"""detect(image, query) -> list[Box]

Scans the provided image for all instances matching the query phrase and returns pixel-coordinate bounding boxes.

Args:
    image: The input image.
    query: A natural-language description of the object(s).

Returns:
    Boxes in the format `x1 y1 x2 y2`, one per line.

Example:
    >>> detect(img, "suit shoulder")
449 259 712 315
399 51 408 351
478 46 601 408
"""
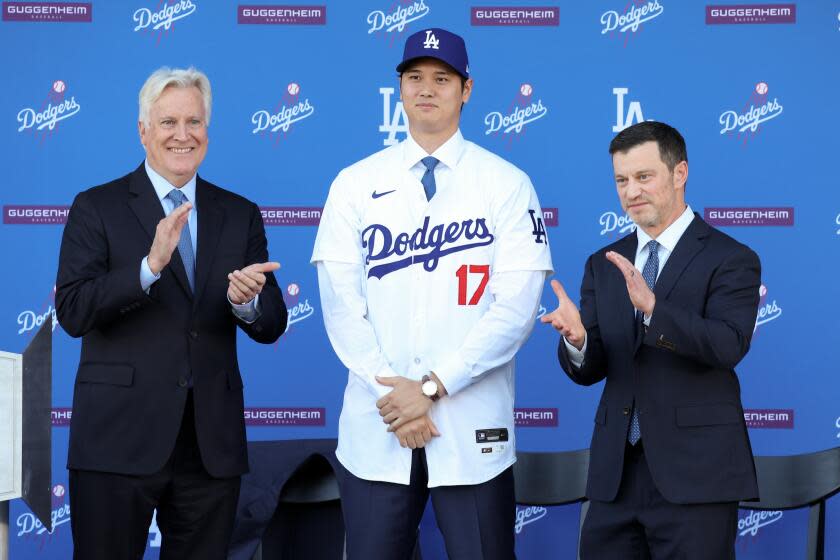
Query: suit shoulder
704 222 759 260
199 179 258 210
464 141 530 183
77 171 133 200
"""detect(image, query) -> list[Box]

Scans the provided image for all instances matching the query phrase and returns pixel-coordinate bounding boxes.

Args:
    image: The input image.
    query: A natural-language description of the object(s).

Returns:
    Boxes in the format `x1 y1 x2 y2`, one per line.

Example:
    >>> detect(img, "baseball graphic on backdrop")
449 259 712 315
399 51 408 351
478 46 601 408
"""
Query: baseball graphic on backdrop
755 82 768 95
53 80 66 93
287 82 300 96
520 83 532 97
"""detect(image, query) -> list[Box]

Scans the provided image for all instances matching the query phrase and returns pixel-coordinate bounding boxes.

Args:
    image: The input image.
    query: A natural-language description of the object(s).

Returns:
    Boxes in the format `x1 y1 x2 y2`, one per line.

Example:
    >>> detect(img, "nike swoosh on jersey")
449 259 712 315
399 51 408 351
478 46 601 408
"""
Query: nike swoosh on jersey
371 189 396 199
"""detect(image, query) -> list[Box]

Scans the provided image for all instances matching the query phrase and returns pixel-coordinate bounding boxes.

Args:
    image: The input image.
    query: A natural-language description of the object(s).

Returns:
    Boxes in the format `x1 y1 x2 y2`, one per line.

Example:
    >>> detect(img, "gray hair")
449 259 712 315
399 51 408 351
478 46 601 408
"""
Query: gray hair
138 66 212 127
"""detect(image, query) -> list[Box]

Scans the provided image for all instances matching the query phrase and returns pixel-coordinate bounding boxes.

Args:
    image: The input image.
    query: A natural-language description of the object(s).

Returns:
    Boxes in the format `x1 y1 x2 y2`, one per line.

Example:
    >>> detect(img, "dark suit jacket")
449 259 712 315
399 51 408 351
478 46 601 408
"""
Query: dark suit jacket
558 214 760 504
56 164 287 478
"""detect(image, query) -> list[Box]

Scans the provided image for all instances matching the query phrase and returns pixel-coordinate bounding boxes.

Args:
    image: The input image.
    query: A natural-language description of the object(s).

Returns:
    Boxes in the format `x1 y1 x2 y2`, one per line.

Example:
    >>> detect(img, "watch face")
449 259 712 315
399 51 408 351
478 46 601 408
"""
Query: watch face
422 380 437 396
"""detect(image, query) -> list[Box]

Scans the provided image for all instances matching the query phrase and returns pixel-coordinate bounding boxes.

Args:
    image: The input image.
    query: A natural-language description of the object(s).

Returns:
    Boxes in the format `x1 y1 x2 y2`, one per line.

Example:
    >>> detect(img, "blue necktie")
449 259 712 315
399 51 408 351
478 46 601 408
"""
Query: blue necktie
166 189 195 291
421 156 439 201
628 239 659 445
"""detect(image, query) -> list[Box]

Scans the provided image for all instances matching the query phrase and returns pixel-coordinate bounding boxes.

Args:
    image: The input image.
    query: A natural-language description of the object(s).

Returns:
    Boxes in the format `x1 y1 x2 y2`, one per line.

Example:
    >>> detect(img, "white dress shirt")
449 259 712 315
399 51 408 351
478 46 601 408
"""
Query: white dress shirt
312 130 553 487
140 161 259 321
565 205 695 366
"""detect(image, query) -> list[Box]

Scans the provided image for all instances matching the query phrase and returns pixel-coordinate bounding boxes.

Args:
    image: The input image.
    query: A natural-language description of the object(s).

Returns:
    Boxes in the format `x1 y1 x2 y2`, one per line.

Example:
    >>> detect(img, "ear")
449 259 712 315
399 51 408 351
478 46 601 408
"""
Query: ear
138 120 147 147
461 78 474 104
673 160 688 190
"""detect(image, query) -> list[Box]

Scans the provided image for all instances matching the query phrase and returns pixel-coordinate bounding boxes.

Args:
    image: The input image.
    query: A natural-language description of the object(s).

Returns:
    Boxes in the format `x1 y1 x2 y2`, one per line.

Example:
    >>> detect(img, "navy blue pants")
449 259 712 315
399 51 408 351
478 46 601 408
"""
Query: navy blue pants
339 448 516 560
580 442 738 560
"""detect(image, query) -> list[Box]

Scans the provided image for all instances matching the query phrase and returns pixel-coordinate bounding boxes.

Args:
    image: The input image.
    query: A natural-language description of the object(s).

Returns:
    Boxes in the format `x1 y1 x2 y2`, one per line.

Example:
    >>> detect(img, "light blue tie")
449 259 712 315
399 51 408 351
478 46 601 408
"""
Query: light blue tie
166 189 195 291
421 156 439 201
629 239 659 445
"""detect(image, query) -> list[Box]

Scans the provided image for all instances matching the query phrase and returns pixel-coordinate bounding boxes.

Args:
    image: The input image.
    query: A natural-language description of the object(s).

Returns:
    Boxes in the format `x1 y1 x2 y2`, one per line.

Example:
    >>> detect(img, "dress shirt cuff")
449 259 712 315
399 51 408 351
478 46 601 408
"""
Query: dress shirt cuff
140 256 161 293
230 293 261 324
563 335 587 369
432 357 472 398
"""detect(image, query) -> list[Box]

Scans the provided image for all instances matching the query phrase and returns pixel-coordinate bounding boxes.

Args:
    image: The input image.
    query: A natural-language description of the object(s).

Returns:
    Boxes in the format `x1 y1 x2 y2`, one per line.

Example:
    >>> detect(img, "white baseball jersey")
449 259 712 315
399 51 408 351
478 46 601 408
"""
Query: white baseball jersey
311 130 553 487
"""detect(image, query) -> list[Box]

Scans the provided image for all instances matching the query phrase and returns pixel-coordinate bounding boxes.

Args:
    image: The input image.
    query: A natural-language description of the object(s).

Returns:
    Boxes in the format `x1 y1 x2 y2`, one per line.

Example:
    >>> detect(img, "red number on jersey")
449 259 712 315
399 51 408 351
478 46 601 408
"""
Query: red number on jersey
456 264 490 306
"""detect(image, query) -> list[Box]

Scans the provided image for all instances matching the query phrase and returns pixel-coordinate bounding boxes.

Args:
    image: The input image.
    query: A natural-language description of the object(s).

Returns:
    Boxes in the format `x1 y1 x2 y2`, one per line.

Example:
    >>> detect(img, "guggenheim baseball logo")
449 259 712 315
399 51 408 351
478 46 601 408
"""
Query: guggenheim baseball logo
367 0 429 35
744 409 793 429
4 205 69 224
514 408 558 427
244 407 325 426
471 6 558 26
2 1 91 21
720 82 783 140
704 207 793 227
260 206 321 226
485 83 548 139
252 82 315 139
706 4 795 25
237 5 326 25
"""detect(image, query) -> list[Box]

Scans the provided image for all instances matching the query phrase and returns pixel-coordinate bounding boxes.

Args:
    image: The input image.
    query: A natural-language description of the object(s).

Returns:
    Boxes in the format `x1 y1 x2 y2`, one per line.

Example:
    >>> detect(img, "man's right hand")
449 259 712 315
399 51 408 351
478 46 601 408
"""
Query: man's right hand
540 279 586 350
147 202 192 275
393 414 441 449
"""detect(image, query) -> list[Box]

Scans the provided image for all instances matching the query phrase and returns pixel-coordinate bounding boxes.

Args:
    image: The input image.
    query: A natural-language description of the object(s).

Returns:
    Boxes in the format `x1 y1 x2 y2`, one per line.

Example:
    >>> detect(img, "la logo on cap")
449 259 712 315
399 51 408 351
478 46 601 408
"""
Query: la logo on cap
423 29 440 49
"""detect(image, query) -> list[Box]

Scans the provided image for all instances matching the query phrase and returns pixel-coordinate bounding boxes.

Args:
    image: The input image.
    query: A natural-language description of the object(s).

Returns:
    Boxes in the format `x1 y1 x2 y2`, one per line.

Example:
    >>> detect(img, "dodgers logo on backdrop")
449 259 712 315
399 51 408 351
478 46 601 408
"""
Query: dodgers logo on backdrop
252 82 315 141
133 0 196 32
148 510 161 548
836 415 839 438
17 305 57 335
379 87 409 146
485 83 548 142
737 510 783 538
362 216 494 279
612 87 647 132
514 506 548 534
705 4 795 25
835 212 839 235
17 80 80 139
470 6 559 26
601 0 664 37
2 1 92 22
367 0 429 35
754 284 782 333
285 282 316 330
16 490 71 540
600 209 636 236
719 82 783 142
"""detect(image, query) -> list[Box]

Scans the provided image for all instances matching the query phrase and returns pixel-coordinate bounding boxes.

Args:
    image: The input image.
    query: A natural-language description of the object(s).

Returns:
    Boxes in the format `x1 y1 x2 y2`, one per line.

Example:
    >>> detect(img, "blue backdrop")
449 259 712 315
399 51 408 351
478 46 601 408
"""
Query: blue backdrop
2 0 838 558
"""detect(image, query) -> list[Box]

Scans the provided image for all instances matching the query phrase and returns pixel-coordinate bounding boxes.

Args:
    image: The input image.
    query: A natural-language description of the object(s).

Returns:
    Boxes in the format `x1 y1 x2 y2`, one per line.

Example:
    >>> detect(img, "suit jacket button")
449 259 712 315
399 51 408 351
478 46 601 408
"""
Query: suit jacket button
178 377 188 387
623 407 630 415
189 330 198 339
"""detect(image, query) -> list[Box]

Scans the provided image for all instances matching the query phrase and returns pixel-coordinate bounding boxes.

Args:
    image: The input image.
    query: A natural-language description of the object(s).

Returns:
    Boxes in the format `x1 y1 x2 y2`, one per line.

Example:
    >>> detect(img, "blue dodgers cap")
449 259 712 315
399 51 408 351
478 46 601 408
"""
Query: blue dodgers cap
396 28 469 79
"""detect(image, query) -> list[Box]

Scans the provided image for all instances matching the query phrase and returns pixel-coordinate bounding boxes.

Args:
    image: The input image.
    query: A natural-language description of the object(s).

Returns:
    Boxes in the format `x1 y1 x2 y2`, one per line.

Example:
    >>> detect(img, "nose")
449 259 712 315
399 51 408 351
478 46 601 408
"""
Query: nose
625 179 642 199
173 121 188 141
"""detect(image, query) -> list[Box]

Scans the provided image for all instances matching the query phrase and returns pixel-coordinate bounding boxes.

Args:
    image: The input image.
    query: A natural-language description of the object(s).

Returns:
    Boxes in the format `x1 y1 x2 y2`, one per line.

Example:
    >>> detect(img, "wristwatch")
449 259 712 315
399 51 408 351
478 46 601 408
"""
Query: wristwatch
421 374 440 402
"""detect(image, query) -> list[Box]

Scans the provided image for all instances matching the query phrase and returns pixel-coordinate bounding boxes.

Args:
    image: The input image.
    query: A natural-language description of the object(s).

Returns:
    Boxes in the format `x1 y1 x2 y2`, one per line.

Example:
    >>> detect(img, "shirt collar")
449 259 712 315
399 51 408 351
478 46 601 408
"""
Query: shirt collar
144 160 197 206
636 204 694 257
402 129 466 171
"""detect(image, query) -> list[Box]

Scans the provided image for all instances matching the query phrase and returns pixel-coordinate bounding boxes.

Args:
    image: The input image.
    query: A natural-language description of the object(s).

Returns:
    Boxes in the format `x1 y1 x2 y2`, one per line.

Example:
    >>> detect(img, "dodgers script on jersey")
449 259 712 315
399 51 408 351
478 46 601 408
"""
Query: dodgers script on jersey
311 131 553 487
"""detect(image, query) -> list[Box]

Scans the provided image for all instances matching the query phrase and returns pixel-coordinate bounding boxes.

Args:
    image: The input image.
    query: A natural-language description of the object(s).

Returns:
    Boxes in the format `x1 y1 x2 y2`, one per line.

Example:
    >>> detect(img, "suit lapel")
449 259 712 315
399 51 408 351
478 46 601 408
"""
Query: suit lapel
653 214 708 302
127 164 193 298
193 177 224 307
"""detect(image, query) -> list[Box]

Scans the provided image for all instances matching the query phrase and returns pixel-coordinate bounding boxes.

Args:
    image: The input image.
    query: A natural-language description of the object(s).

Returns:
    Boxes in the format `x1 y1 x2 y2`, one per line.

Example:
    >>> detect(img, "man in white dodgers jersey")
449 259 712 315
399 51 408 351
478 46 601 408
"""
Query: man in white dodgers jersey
311 27 553 559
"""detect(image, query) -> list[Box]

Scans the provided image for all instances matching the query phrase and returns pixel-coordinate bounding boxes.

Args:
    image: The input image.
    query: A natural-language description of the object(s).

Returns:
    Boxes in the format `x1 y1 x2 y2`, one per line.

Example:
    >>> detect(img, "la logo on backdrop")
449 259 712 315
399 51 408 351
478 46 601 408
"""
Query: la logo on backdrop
718 82 784 146
251 82 316 145
484 83 548 149
132 0 197 43
16 80 81 143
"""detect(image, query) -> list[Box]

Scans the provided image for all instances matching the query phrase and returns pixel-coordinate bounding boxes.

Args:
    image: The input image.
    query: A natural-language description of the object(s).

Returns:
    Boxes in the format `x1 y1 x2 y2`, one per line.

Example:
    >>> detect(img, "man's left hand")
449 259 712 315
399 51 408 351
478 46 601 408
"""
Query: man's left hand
376 376 432 431
605 251 655 317
227 261 280 304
